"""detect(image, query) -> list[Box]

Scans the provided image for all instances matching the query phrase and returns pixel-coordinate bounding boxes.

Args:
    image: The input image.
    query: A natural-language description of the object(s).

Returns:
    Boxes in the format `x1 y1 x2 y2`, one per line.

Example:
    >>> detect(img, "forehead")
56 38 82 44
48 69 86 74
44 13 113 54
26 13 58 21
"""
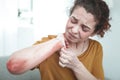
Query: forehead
71 7 97 28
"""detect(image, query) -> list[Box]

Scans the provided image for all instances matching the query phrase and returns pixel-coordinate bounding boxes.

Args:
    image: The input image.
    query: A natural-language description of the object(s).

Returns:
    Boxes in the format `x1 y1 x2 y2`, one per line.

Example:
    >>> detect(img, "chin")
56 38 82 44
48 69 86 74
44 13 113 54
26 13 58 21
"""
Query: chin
67 38 79 43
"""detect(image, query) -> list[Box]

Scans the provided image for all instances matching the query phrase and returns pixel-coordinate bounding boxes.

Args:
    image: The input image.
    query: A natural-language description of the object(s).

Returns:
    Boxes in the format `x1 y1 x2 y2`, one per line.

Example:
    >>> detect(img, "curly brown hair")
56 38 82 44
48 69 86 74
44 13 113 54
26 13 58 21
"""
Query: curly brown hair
69 0 111 37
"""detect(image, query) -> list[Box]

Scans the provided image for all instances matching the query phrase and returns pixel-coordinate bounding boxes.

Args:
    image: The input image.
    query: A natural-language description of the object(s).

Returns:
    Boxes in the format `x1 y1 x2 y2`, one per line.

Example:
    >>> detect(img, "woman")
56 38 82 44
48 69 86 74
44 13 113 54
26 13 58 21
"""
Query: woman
7 0 111 80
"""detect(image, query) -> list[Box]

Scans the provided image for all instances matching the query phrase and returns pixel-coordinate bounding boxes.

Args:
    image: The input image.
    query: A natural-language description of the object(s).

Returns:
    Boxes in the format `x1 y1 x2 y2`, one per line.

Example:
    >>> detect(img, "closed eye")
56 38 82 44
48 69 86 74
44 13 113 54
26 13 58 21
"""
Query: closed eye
81 24 91 32
70 16 78 24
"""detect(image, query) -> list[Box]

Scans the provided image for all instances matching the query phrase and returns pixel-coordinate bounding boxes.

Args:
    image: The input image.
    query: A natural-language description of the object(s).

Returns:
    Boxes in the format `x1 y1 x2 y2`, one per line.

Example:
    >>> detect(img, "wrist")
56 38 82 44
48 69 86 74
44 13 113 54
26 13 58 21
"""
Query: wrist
56 33 66 47
72 62 83 72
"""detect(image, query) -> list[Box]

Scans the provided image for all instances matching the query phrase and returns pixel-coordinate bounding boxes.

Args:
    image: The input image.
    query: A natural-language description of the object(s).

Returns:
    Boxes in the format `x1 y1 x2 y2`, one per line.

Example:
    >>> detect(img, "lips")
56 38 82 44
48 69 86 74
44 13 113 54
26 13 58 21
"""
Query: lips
68 32 78 39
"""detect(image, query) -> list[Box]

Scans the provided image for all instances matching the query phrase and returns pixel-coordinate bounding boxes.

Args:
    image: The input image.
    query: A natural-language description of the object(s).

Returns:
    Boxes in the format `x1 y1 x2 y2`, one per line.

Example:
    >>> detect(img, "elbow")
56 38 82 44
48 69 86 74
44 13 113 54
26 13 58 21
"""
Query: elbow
6 59 27 75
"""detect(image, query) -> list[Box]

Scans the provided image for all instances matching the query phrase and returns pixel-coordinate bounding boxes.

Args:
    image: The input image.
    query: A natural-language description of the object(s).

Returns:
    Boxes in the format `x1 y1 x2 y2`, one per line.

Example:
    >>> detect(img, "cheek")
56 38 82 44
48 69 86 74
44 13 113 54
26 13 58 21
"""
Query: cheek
65 24 71 32
80 32 91 39
65 24 74 32
66 20 73 28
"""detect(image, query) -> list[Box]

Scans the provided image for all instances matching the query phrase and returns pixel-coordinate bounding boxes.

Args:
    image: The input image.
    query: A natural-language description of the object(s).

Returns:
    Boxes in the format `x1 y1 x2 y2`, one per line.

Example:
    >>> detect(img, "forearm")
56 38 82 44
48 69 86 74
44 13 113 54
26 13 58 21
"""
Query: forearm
73 62 98 80
7 38 64 74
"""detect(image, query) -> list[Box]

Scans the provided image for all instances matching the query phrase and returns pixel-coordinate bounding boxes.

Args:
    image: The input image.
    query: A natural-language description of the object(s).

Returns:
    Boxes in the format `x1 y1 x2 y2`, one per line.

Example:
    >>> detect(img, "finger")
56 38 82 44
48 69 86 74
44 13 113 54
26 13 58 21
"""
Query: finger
59 48 67 56
59 56 69 64
60 53 70 61
65 40 69 48
60 48 70 55
59 61 66 68
60 48 73 62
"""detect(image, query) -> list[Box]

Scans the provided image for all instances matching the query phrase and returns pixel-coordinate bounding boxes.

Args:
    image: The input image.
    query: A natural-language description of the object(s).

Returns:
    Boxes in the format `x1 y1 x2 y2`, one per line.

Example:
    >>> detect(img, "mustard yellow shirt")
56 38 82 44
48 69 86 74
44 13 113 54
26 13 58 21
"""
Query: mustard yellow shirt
34 35 104 80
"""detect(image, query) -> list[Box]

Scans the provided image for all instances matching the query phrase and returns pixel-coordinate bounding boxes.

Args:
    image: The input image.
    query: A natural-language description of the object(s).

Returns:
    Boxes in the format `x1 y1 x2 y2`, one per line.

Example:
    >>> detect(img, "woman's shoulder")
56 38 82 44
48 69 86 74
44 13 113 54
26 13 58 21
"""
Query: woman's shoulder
87 38 103 55
89 38 102 48
33 35 57 45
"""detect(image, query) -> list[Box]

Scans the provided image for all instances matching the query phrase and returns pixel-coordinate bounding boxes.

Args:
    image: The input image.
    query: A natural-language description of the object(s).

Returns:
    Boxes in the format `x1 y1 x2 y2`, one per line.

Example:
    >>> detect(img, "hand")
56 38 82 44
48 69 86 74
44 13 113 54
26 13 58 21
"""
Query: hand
56 33 66 47
56 33 70 48
59 47 81 70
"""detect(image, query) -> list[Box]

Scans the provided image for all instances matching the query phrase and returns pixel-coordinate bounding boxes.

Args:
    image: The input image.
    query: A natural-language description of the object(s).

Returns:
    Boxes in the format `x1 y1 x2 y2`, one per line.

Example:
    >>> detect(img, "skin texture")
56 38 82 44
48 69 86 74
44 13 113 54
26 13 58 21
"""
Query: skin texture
65 7 96 44
7 58 27 74
7 38 64 74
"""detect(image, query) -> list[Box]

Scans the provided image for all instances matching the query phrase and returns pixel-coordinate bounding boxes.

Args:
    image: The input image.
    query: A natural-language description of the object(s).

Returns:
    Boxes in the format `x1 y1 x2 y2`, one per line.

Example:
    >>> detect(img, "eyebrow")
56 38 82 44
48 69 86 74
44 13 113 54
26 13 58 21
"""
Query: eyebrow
83 24 91 30
71 16 78 21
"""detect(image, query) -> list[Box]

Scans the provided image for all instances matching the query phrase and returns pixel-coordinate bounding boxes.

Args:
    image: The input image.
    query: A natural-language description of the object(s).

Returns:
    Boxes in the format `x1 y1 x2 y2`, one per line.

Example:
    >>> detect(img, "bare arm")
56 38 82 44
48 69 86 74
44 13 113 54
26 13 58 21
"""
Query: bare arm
7 37 64 75
72 62 99 80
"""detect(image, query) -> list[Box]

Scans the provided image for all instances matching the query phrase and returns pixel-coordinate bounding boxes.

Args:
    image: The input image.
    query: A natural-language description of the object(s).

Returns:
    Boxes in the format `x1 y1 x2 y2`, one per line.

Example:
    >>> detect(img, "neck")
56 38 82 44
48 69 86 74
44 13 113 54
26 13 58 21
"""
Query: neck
76 41 86 52
68 39 89 56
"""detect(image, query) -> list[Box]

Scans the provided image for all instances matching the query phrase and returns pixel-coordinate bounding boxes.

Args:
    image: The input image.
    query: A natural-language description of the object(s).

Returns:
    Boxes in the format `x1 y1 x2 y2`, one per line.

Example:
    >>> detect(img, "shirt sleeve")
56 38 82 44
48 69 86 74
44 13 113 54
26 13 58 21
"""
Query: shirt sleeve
92 43 104 80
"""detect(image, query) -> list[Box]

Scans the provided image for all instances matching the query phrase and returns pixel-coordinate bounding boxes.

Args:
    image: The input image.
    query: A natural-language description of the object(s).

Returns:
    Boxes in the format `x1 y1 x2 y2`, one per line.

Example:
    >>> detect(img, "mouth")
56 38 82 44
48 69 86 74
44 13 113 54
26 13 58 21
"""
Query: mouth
68 32 78 39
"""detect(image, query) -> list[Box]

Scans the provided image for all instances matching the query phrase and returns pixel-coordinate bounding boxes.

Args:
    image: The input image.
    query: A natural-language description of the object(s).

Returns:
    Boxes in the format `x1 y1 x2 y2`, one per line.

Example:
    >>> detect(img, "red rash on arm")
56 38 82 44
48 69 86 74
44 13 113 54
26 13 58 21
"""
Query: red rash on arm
32 39 64 65
6 38 64 74
7 58 27 74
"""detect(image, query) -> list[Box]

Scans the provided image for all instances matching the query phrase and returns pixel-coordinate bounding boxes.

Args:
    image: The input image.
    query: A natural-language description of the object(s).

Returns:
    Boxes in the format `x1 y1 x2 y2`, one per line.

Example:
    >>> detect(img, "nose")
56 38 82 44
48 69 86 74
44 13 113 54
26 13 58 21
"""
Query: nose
72 25 79 33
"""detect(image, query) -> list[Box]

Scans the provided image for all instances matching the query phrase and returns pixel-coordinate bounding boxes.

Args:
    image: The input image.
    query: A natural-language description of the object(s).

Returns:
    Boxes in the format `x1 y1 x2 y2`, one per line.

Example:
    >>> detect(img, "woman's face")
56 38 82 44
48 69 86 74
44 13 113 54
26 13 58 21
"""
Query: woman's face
65 6 96 43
